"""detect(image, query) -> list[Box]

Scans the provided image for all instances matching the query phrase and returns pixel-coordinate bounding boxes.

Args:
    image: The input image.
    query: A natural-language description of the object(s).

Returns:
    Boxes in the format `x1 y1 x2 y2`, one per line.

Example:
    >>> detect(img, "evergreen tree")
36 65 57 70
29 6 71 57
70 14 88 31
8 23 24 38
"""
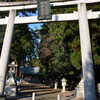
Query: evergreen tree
39 5 100 88
0 0 37 67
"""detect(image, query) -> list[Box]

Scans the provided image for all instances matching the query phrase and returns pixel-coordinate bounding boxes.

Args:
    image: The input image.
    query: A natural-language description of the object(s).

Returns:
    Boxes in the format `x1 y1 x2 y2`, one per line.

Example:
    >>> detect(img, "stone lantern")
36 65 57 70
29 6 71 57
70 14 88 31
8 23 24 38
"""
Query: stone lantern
61 78 67 92
5 61 18 96
8 61 18 81
54 80 58 89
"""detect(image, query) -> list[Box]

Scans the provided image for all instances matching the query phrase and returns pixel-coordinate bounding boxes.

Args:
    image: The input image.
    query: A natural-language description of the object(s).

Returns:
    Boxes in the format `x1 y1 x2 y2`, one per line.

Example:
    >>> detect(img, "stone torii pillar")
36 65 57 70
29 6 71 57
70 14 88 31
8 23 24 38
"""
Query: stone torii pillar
0 10 16 96
78 2 96 100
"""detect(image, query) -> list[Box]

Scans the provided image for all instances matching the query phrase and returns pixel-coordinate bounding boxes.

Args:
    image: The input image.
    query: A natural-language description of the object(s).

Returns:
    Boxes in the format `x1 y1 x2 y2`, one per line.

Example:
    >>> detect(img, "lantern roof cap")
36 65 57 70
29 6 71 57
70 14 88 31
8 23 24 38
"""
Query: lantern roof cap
8 61 18 67
61 78 67 81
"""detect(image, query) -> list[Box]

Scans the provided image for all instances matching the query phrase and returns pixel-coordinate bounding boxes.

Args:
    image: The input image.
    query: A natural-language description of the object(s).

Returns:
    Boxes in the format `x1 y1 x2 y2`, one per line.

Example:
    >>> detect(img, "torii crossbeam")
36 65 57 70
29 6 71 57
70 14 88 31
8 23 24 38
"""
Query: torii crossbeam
0 0 100 100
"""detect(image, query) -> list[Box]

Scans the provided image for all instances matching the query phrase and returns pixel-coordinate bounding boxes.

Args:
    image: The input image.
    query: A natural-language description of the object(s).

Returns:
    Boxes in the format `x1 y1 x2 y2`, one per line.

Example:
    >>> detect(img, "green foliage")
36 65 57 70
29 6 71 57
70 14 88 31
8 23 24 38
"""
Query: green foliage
10 24 35 65
88 5 100 68
39 5 100 88
31 58 42 67
0 26 6 52
69 36 81 70
70 51 81 70
39 17 81 87
0 0 37 67
90 21 100 66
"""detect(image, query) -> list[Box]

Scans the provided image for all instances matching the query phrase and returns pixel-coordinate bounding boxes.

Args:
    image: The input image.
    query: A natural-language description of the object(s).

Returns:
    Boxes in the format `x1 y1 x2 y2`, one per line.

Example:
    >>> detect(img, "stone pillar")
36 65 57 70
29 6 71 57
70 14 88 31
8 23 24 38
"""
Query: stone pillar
78 2 96 100
61 78 67 92
32 92 35 100
0 10 16 96
54 81 58 89
5 68 16 96
75 79 84 98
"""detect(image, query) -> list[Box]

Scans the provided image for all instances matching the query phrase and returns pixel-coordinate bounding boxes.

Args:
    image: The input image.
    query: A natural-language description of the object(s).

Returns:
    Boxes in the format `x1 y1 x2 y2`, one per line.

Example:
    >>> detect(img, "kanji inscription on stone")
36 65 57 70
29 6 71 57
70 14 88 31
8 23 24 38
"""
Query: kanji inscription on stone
37 0 52 20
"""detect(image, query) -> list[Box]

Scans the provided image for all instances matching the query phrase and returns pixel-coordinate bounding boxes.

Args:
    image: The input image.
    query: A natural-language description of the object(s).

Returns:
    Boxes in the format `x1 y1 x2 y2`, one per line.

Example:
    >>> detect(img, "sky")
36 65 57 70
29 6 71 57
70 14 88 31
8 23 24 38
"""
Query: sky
26 13 42 60
18 10 43 31
28 23 43 30
28 11 43 30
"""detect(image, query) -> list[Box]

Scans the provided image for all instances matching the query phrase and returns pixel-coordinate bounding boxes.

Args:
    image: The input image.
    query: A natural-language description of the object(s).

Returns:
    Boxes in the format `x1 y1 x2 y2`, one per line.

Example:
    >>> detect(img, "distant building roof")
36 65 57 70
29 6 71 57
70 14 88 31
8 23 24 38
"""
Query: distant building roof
23 67 41 75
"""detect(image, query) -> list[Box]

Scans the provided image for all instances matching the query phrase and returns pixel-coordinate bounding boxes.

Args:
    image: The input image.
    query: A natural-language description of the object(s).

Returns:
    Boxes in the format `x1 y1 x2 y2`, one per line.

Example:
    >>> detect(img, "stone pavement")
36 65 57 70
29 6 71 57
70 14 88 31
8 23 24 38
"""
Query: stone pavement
5 82 94 100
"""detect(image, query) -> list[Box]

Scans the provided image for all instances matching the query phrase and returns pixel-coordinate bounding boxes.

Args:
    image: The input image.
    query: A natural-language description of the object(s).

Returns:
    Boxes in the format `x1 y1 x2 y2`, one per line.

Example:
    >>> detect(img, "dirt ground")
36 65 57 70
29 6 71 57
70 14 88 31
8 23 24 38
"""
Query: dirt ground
5 82 99 100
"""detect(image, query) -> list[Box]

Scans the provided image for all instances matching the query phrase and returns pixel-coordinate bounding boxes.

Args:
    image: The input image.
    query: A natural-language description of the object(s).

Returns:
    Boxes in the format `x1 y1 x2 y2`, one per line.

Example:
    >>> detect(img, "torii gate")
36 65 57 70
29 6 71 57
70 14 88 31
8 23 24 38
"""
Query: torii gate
0 0 100 99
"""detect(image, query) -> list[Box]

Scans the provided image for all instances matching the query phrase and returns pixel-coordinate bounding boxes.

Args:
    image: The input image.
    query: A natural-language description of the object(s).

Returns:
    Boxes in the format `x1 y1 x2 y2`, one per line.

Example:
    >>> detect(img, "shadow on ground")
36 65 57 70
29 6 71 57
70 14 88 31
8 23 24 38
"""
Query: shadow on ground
6 83 77 100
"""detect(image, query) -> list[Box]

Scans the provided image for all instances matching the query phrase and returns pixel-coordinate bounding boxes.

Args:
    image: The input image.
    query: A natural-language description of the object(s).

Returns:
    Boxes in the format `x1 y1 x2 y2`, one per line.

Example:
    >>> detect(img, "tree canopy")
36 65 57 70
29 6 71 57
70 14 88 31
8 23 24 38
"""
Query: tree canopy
0 0 38 67
38 4 100 88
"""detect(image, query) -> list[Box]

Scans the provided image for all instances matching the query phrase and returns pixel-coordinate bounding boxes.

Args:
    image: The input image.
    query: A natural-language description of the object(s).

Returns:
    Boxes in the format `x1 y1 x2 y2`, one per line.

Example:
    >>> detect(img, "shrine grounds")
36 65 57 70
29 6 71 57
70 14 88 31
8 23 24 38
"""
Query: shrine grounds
5 82 83 100
0 82 99 100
